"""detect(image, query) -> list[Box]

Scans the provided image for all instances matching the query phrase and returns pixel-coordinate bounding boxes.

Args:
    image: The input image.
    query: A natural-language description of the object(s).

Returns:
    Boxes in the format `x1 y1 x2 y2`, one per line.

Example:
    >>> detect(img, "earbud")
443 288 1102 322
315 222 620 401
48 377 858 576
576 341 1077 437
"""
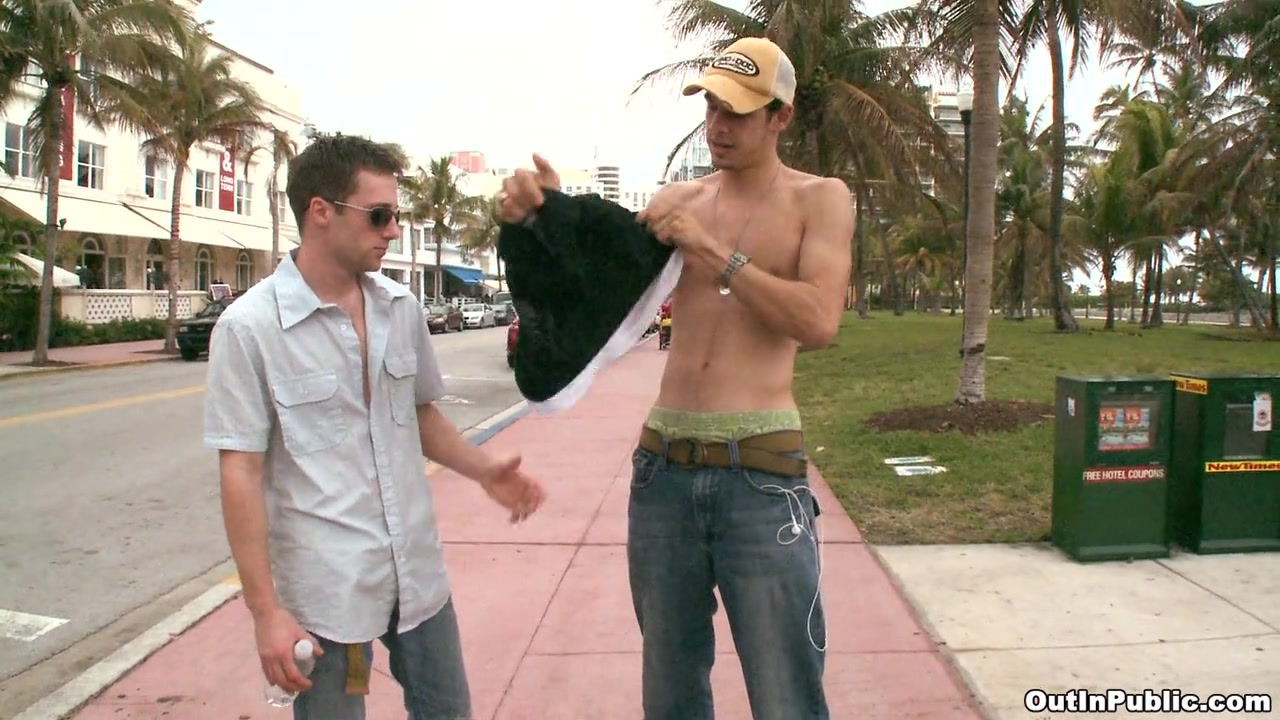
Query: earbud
790 523 802 536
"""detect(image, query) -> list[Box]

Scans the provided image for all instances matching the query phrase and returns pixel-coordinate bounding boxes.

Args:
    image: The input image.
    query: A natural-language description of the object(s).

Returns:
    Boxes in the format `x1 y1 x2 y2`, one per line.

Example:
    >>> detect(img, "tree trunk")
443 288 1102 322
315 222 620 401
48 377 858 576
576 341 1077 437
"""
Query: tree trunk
32 87 70 366
1182 230 1201 324
1046 19 1078 332
33 173 61 366
1269 252 1278 332
269 165 280 270
166 161 187 354
853 190 869 318
1150 253 1165 326
956 0 999 405
1103 253 1116 330
411 228 420 300
434 227 444 300
1146 254 1157 322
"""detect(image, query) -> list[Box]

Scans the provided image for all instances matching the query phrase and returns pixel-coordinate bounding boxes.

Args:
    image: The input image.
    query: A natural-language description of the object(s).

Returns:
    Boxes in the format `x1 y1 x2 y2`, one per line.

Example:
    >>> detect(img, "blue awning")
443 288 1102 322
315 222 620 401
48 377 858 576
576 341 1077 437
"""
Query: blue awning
443 265 484 284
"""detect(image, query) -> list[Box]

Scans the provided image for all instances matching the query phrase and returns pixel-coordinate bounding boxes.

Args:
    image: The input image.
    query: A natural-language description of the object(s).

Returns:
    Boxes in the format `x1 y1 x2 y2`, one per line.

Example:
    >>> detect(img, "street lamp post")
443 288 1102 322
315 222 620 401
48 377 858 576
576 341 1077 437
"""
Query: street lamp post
957 87 974 359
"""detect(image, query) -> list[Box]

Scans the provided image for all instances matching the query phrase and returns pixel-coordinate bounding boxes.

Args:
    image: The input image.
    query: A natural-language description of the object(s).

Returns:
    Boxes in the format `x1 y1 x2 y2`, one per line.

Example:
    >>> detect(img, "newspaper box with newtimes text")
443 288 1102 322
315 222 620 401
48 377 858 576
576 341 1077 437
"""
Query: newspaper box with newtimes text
1167 371 1280 554
1051 375 1174 562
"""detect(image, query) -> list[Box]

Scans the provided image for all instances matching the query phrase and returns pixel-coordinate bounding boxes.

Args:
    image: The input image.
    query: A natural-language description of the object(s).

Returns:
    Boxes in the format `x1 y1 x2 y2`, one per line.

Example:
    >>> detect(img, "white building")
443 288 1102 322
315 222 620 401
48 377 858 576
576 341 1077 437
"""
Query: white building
490 163 656 213
375 159 502 301
0 0 307 324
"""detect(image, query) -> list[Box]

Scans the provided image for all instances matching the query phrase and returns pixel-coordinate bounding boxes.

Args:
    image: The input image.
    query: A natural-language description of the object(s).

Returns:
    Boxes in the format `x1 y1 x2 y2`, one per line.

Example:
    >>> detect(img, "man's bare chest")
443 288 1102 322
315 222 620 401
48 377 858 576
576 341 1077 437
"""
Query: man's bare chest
692 195 805 278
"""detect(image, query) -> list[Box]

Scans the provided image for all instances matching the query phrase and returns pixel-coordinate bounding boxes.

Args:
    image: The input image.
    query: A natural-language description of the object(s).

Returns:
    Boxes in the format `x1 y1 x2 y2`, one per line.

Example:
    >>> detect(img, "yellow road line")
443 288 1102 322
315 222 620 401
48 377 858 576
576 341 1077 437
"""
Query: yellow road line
0 385 205 429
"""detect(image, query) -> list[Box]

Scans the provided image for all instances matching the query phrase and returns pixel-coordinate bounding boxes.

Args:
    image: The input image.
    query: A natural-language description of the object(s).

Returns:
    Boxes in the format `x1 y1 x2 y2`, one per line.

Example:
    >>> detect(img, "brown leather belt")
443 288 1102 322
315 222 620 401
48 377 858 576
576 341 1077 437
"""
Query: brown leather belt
638 426 808 478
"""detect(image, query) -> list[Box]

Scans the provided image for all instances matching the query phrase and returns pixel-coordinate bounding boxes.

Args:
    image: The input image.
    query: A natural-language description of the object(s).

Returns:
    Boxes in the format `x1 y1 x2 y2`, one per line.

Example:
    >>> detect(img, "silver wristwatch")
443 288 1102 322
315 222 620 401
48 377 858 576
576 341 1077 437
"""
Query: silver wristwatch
717 251 751 291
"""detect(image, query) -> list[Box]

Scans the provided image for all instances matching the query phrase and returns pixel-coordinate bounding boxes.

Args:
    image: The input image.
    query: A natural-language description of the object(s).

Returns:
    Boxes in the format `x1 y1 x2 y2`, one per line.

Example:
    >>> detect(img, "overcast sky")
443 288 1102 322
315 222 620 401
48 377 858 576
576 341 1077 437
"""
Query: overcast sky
197 0 1135 187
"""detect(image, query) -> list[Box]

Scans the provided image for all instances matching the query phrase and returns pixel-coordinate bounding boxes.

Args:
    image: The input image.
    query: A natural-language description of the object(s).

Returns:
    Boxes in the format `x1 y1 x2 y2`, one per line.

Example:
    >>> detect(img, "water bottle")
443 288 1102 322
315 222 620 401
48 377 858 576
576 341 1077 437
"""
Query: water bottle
264 639 316 707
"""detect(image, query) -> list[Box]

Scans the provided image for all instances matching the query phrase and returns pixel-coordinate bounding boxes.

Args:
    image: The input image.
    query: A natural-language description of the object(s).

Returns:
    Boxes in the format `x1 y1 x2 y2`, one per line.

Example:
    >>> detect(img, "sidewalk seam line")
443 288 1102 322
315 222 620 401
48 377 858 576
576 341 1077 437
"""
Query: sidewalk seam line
1155 557 1280 634
863 543 993 720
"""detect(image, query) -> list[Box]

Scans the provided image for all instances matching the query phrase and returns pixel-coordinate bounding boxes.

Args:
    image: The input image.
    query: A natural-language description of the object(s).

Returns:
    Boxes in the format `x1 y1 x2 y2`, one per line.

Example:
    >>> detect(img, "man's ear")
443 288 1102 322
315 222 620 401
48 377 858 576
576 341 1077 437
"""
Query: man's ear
772 104 795 132
308 197 332 228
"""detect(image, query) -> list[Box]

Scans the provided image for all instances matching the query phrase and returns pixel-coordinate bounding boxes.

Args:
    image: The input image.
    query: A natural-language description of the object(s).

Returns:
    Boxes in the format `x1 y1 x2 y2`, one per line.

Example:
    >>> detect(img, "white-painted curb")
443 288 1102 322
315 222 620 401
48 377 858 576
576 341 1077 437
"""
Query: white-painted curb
14 580 242 720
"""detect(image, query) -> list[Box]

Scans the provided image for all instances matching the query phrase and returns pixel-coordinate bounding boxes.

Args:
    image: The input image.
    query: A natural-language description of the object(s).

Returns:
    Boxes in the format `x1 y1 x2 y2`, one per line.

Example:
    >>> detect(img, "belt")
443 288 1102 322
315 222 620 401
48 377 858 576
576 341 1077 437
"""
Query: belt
638 426 808 478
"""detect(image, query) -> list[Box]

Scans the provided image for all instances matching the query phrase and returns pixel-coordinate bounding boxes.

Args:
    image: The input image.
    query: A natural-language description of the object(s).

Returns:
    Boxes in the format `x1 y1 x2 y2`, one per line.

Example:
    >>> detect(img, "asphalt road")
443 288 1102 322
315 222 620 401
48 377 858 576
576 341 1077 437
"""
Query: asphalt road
0 325 520 718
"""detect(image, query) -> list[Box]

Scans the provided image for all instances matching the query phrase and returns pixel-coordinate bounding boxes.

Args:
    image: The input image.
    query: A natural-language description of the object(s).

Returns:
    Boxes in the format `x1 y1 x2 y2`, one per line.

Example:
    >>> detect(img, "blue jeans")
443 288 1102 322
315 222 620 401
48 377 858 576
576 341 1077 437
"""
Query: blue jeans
292 598 471 720
627 443 828 720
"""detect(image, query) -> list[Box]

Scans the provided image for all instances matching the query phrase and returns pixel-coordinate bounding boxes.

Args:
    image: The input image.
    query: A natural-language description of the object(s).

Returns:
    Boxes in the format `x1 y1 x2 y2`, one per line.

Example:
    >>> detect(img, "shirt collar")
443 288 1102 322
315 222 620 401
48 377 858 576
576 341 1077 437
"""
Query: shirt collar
275 249 412 330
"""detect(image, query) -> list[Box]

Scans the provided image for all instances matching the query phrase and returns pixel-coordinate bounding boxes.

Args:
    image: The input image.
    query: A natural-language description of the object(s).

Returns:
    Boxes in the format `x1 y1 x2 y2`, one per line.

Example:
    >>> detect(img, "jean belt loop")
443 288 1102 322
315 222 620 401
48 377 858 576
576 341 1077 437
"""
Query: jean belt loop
658 436 670 469
727 438 742 471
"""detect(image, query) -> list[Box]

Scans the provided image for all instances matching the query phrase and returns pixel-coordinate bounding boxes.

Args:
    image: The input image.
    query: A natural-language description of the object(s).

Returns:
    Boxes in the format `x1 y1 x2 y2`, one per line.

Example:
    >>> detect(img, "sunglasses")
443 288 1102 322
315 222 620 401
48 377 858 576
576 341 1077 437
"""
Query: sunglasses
329 200 402 228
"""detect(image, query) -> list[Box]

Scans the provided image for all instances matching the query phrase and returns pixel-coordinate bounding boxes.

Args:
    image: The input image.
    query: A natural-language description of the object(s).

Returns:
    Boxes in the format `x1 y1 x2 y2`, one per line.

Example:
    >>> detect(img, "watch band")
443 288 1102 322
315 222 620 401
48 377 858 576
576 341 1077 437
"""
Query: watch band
718 251 751 289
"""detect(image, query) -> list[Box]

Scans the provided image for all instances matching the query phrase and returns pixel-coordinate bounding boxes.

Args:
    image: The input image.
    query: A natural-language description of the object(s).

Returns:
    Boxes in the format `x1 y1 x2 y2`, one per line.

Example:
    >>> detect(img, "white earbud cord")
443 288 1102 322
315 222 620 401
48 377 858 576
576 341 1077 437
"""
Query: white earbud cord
759 483 827 653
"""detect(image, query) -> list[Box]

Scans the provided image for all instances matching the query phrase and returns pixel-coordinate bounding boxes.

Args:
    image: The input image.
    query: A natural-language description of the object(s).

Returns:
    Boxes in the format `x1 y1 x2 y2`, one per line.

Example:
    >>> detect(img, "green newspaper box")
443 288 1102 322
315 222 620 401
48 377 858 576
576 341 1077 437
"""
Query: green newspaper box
1051 376 1174 562
1168 371 1280 554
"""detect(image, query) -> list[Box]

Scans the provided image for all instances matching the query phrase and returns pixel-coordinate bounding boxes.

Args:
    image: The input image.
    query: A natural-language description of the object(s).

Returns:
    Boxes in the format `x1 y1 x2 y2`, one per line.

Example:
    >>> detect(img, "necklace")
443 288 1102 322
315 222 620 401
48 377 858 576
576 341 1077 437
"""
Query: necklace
712 163 783 295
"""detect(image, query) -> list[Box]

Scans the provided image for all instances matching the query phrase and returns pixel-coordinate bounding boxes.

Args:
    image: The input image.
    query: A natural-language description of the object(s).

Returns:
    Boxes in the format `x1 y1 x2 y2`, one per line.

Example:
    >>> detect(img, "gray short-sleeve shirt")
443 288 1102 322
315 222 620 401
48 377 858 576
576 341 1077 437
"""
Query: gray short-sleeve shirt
203 251 450 643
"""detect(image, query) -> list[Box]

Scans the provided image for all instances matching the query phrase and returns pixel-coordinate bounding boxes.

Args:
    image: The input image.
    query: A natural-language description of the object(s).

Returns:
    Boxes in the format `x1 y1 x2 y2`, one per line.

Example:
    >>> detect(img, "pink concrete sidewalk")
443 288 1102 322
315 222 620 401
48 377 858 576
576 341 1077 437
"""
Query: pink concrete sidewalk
69 342 981 719
0 339 170 369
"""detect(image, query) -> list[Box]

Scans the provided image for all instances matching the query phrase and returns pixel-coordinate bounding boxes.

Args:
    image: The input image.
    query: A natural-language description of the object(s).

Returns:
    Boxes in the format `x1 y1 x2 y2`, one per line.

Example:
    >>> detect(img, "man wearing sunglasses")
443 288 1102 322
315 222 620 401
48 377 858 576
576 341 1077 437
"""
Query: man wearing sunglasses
205 133 546 720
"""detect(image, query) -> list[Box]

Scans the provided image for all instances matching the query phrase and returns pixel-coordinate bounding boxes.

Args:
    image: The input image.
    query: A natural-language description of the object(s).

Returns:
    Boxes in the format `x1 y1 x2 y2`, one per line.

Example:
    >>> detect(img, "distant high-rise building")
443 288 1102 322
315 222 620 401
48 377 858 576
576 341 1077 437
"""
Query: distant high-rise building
668 129 713 183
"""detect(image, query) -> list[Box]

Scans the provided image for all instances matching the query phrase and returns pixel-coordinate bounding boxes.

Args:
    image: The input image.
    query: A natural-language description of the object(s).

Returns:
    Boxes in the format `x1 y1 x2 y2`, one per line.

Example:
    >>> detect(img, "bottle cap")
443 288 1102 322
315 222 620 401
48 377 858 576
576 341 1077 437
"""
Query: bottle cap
294 639 314 660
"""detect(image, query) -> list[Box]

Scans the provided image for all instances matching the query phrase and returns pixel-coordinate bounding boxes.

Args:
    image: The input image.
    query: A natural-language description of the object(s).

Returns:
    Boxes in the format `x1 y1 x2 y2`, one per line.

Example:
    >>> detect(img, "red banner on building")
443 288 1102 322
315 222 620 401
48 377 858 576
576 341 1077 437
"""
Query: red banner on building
218 139 236 211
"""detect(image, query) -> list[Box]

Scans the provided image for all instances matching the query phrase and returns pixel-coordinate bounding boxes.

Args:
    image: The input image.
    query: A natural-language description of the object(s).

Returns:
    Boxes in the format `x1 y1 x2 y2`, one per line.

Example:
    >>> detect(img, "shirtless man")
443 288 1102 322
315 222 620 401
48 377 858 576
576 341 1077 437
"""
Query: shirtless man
499 37 852 720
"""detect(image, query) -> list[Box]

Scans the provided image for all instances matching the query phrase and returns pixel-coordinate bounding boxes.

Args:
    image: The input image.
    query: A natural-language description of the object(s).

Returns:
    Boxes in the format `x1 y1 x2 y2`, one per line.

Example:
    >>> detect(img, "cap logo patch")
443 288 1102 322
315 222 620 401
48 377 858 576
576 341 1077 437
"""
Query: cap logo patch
711 51 759 76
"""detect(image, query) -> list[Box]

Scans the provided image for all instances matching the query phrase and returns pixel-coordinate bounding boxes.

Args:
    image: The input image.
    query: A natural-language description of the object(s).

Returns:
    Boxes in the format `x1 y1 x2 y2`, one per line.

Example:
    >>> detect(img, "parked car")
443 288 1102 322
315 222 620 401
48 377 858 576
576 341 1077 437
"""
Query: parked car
493 302 515 326
506 314 519 368
461 303 495 329
177 296 236 361
425 303 463 333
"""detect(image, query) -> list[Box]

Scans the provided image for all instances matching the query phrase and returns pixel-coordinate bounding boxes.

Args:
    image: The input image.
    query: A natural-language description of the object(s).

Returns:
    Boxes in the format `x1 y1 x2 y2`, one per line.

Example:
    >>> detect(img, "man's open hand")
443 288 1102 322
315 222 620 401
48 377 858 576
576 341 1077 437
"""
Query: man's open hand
497 154 560 224
478 453 546 523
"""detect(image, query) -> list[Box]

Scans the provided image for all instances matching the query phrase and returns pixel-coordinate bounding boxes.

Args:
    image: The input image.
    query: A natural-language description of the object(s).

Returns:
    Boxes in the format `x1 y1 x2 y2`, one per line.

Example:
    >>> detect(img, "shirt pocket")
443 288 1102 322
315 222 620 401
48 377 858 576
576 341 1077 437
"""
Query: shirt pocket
384 353 418 426
271 371 346 455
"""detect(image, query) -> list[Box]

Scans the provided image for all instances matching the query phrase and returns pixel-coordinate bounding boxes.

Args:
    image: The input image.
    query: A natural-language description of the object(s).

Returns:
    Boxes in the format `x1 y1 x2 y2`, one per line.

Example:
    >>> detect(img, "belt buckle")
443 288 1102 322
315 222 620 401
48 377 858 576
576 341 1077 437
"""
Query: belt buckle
679 439 705 467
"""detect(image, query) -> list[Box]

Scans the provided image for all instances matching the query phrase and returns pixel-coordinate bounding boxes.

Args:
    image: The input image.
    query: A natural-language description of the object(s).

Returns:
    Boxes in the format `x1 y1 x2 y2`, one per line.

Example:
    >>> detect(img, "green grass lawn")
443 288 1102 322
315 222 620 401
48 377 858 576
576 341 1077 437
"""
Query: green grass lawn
794 313 1277 545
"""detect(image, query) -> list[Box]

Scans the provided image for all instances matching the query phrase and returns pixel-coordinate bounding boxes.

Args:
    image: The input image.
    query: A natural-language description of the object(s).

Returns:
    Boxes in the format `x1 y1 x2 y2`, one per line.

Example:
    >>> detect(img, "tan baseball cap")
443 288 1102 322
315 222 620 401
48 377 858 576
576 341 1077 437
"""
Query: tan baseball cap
682 37 797 114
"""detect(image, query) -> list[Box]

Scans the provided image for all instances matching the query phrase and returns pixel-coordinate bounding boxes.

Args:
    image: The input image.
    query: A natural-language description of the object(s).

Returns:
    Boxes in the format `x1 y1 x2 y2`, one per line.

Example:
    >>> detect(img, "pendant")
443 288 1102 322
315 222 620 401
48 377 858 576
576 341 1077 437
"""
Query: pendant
718 286 731 296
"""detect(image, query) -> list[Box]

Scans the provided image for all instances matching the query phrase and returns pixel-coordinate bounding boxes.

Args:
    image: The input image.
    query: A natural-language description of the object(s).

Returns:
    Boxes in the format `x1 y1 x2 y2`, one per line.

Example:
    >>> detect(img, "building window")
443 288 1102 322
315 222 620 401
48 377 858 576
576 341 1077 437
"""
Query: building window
411 227 423 251
143 154 169 199
106 253 126 289
76 141 105 189
235 251 252 290
79 237 105 288
235 180 252 216
276 190 288 222
145 238 166 290
195 246 212 291
4 123 36 178
194 170 214 208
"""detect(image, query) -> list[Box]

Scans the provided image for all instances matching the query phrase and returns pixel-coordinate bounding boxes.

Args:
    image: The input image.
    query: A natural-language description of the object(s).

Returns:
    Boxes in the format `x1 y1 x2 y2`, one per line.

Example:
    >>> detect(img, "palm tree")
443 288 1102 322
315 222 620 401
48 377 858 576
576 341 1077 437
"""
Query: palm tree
401 157 475 301
241 126 297 268
95 29 266 352
956 0 1001 404
0 0 192 364
634 0 960 238
456 195 502 291
917 0 1200 333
